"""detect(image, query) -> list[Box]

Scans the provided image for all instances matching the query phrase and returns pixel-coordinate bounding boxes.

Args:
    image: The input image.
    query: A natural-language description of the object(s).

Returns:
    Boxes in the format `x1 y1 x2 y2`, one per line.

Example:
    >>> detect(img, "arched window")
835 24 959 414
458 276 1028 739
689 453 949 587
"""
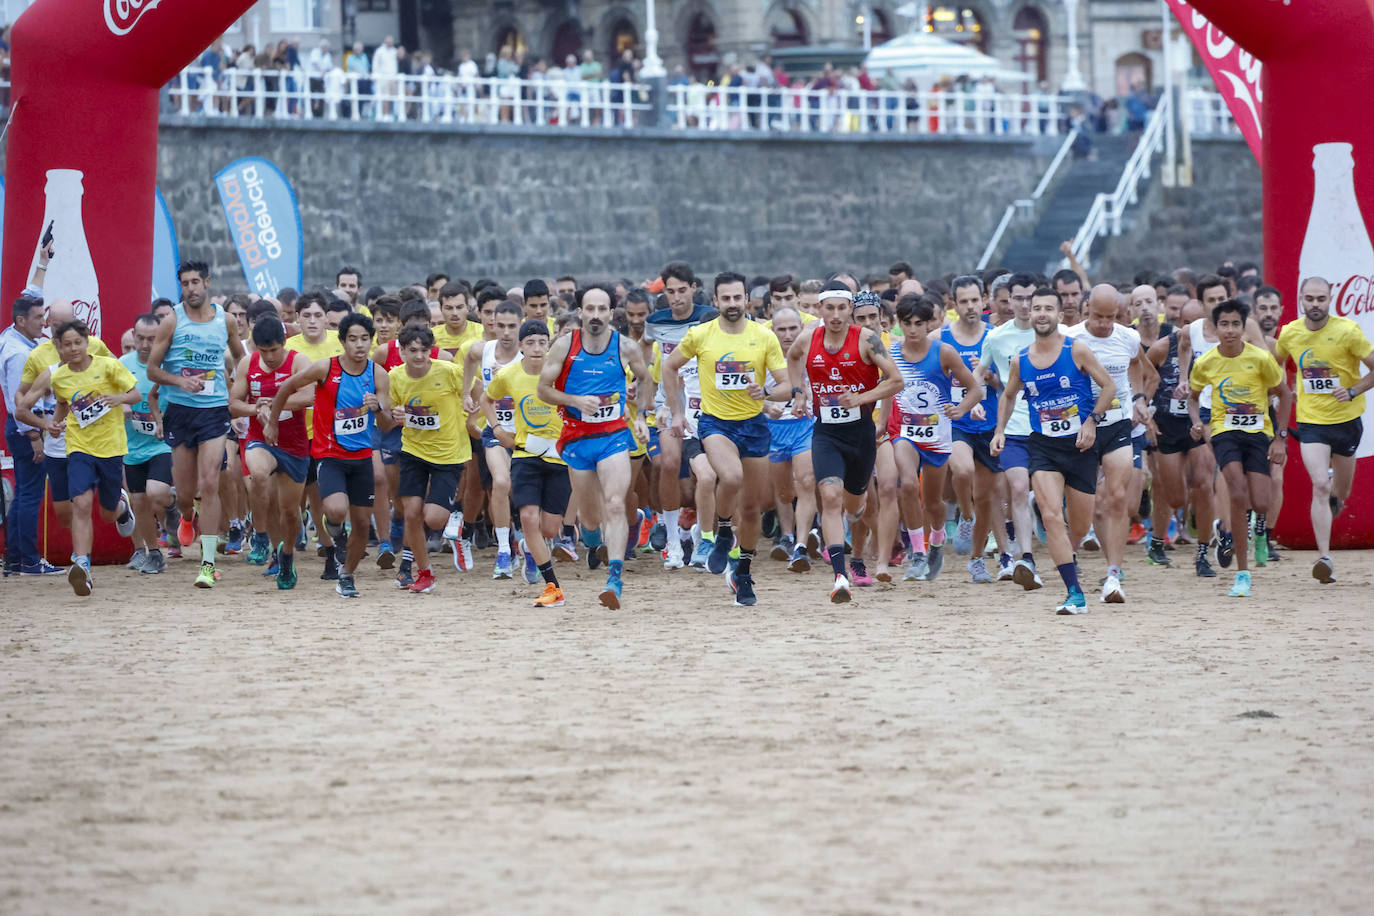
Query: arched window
493 25 525 55
551 20 584 66
922 5 988 54
1012 6 1048 84
767 8 809 49
1115 51 1152 97
607 17 638 58
686 13 718 81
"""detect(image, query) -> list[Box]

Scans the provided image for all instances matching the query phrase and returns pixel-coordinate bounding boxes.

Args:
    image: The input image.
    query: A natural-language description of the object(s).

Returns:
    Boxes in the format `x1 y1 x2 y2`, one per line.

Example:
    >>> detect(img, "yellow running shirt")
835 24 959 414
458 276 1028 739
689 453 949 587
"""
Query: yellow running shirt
486 361 564 463
50 355 137 458
388 359 471 465
22 336 112 384
674 318 786 421
1190 342 1282 437
1274 316 1373 425
433 322 483 354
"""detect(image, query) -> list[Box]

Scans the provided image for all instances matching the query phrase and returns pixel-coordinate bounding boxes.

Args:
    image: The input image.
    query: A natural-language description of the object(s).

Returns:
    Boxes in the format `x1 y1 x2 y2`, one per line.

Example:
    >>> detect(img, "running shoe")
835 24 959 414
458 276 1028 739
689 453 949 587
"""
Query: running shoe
246 533 271 566
925 543 945 580
68 563 92 597
165 543 182 560
520 539 540 584
409 569 437 594
115 490 136 538
263 550 280 577
996 555 1015 582
1312 556 1335 584
443 509 464 541
493 551 513 580
1128 522 1147 545
732 571 757 607
849 558 874 587
1228 570 1251 598
376 543 396 570
599 572 623 610
788 542 810 573
140 550 166 575
1055 587 1087 614
663 537 686 570
1146 539 1170 567
452 538 474 572
21 559 66 576
177 517 197 549
903 552 928 581
806 527 822 560
225 522 245 555
194 562 217 589
889 543 906 569
1012 558 1043 590
1195 554 1217 578
321 550 340 580
395 566 415 589
649 519 667 552
967 556 994 584
126 547 148 572
587 543 607 571
771 534 795 562
276 559 297 590
1266 534 1283 562
1252 531 1269 567
1215 526 1235 569
336 574 360 598
639 513 656 549
830 574 852 604
952 516 974 555
1080 527 1100 551
690 534 713 569
1101 574 1125 604
534 583 566 607
707 528 735 575
551 536 578 563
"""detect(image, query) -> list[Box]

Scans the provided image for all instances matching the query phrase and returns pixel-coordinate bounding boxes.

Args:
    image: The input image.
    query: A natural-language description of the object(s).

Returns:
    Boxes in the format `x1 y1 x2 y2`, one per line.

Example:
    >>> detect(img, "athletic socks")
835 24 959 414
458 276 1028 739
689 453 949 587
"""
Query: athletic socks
400 548 414 565
608 559 624 579
1056 562 1080 591
1254 513 1268 540
581 526 603 549
1021 551 1034 564
929 528 947 547
495 527 511 553
200 535 217 564
1107 564 1122 579
827 544 846 577
663 508 680 544
715 516 733 540
907 528 926 553
538 561 558 586
736 550 753 576
75 554 91 571
1005 520 1016 544
325 520 346 544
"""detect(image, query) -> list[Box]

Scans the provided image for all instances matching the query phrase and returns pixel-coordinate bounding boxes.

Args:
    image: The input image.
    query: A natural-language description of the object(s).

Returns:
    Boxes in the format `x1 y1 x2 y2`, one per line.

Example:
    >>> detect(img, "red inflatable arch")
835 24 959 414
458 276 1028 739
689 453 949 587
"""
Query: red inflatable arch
1 0 255 563
1177 0 1374 549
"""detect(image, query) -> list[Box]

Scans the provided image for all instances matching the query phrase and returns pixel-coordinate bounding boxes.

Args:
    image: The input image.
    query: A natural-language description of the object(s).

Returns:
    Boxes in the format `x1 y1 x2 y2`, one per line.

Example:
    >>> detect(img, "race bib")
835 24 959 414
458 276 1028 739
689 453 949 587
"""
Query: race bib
899 411 939 442
1223 408 1263 431
686 396 702 428
1100 398 1125 425
333 406 369 437
404 407 441 430
587 394 622 423
714 360 752 391
71 397 110 429
495 396 515 430
525 434 559 458
130 410 158 437
1168 397 1189 416
180 367 216 381
1039 405 1081 437
819 394 858 424
1301 368 1338 395
949 384 966 404
278 410 293 421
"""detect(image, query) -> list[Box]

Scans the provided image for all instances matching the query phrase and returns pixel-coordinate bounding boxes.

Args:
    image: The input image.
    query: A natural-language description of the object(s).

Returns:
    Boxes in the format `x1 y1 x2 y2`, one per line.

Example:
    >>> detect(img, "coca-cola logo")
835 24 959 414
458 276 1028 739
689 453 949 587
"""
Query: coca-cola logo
1334 275 1374 318
1168 0 1265 158
104 0 163 36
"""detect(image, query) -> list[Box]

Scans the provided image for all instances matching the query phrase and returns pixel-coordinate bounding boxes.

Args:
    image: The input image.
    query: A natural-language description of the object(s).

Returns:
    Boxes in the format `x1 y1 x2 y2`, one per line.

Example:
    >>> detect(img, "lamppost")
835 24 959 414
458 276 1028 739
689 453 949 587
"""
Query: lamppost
1061 0 1086 91
639 0 667 126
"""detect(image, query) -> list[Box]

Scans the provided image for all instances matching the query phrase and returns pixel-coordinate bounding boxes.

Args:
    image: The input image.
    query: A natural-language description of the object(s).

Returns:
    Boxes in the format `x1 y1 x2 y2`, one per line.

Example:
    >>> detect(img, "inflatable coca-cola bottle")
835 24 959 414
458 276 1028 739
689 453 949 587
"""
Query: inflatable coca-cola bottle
27 169 102 338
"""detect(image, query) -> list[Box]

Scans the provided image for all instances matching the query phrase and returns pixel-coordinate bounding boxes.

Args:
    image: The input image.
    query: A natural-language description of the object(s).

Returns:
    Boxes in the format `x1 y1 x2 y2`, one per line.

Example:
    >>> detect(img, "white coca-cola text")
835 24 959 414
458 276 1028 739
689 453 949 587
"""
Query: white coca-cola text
1333 275 1374 318
104 0 162 37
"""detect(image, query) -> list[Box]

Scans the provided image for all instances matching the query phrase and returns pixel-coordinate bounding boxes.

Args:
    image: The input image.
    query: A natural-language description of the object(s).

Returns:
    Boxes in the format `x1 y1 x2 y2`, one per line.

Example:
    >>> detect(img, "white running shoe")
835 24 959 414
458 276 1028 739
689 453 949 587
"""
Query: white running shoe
1101 574 1125 604
443 509 464 541
663 537 685 570
1080 527 1100 551
115 489 136 538
830 574 852 604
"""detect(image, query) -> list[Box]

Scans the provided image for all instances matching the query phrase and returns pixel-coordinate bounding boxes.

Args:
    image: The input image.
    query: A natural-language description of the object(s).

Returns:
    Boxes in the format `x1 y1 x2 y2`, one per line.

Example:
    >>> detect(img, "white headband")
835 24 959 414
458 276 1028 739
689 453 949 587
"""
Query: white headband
819 290 854 304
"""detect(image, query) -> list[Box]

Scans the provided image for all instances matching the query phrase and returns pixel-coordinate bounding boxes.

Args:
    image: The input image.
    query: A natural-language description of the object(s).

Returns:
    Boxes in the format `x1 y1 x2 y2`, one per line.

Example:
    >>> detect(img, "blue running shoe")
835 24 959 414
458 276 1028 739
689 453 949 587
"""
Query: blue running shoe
707 528 735 575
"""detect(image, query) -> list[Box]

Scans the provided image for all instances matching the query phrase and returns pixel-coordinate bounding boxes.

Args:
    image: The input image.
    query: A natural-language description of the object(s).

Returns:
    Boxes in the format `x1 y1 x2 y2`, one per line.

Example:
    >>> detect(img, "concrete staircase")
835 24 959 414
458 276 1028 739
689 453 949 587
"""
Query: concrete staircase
999 133 1141 274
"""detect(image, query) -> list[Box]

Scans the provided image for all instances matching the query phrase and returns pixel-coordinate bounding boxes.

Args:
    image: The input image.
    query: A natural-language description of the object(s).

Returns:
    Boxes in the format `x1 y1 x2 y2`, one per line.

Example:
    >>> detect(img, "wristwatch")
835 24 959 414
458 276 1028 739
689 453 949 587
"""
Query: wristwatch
1277 429 1289 439
1091 411 1108 423
791 386 805 398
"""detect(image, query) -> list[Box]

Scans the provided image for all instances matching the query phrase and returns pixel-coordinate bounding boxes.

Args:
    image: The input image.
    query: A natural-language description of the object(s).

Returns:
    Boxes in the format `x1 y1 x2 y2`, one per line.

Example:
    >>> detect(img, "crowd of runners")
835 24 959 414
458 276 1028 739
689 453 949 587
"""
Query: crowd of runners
2 255 1370 613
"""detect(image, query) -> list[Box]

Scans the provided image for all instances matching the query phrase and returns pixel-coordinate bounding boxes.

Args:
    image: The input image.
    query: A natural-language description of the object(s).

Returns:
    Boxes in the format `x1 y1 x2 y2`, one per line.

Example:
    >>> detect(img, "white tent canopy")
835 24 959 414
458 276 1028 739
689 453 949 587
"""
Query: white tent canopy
863 32 1031 85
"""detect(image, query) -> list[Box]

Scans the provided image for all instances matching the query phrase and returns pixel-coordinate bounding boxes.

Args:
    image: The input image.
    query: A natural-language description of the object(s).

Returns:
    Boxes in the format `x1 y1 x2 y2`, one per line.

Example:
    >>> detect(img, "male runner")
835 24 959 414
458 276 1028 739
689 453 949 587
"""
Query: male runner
991 287 1117 614
663 271 789 607
267 313 393 598
538 284 652 609
1053 269 1086 326
1066 284 1156 603
283 292 346 562
485 320 571 606
1188 298 1291 597
120 314 174 575
786 285 903 602
765 306 817 570
1273 276 1374 583
463 300 523 578
365 295 403 569
522 278 557 333
433 281 482 354
388 324 470 594
230 315 314 588
146 260 245 588
17 320 139 596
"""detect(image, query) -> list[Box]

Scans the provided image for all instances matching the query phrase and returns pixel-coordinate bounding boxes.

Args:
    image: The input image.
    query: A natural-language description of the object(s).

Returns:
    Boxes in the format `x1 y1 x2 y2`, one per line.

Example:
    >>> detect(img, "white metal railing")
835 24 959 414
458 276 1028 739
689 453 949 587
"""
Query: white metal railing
1064 94 1172 269
977 127 1081 269
666 84 1073 137
1186 88 1242 137
165 66 652 127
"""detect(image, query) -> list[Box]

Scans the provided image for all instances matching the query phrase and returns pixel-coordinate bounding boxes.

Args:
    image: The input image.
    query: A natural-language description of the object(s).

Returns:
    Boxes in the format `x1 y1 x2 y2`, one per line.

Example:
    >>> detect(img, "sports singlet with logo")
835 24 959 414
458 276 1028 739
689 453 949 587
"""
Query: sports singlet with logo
312 357 376 460
1188 318 1221 410
555 329 629 447
940 323 997 432
806 324 878 426
245 350 309 455
1153 330 1190 419
1019 340 1096 438
164 302 230 408
887 338 953 452
483 339 520 433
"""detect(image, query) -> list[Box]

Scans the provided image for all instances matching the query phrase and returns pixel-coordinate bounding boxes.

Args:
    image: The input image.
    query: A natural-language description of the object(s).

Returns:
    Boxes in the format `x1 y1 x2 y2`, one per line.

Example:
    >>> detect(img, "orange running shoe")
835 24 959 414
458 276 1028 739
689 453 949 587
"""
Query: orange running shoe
533 583 565 607
1128 522 1147 545
177 517 197 548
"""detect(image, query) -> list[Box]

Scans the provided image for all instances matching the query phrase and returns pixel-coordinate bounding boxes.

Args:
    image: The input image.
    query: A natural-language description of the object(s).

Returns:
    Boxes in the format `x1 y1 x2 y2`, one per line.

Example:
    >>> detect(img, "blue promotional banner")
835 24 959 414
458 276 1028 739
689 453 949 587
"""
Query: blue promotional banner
151 187 180 302
213 156 303 298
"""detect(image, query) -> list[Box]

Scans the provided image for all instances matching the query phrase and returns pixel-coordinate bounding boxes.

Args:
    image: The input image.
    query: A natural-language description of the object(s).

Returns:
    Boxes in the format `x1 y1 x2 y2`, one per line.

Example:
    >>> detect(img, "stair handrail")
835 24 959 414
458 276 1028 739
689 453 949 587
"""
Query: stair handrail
1064 94 1171 270
976 127 1080 269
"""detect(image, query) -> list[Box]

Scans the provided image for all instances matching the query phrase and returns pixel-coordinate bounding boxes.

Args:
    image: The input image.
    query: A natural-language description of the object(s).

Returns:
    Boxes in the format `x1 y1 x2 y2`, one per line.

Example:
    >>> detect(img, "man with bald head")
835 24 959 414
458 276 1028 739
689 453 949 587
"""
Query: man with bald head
1066 283 1157 602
